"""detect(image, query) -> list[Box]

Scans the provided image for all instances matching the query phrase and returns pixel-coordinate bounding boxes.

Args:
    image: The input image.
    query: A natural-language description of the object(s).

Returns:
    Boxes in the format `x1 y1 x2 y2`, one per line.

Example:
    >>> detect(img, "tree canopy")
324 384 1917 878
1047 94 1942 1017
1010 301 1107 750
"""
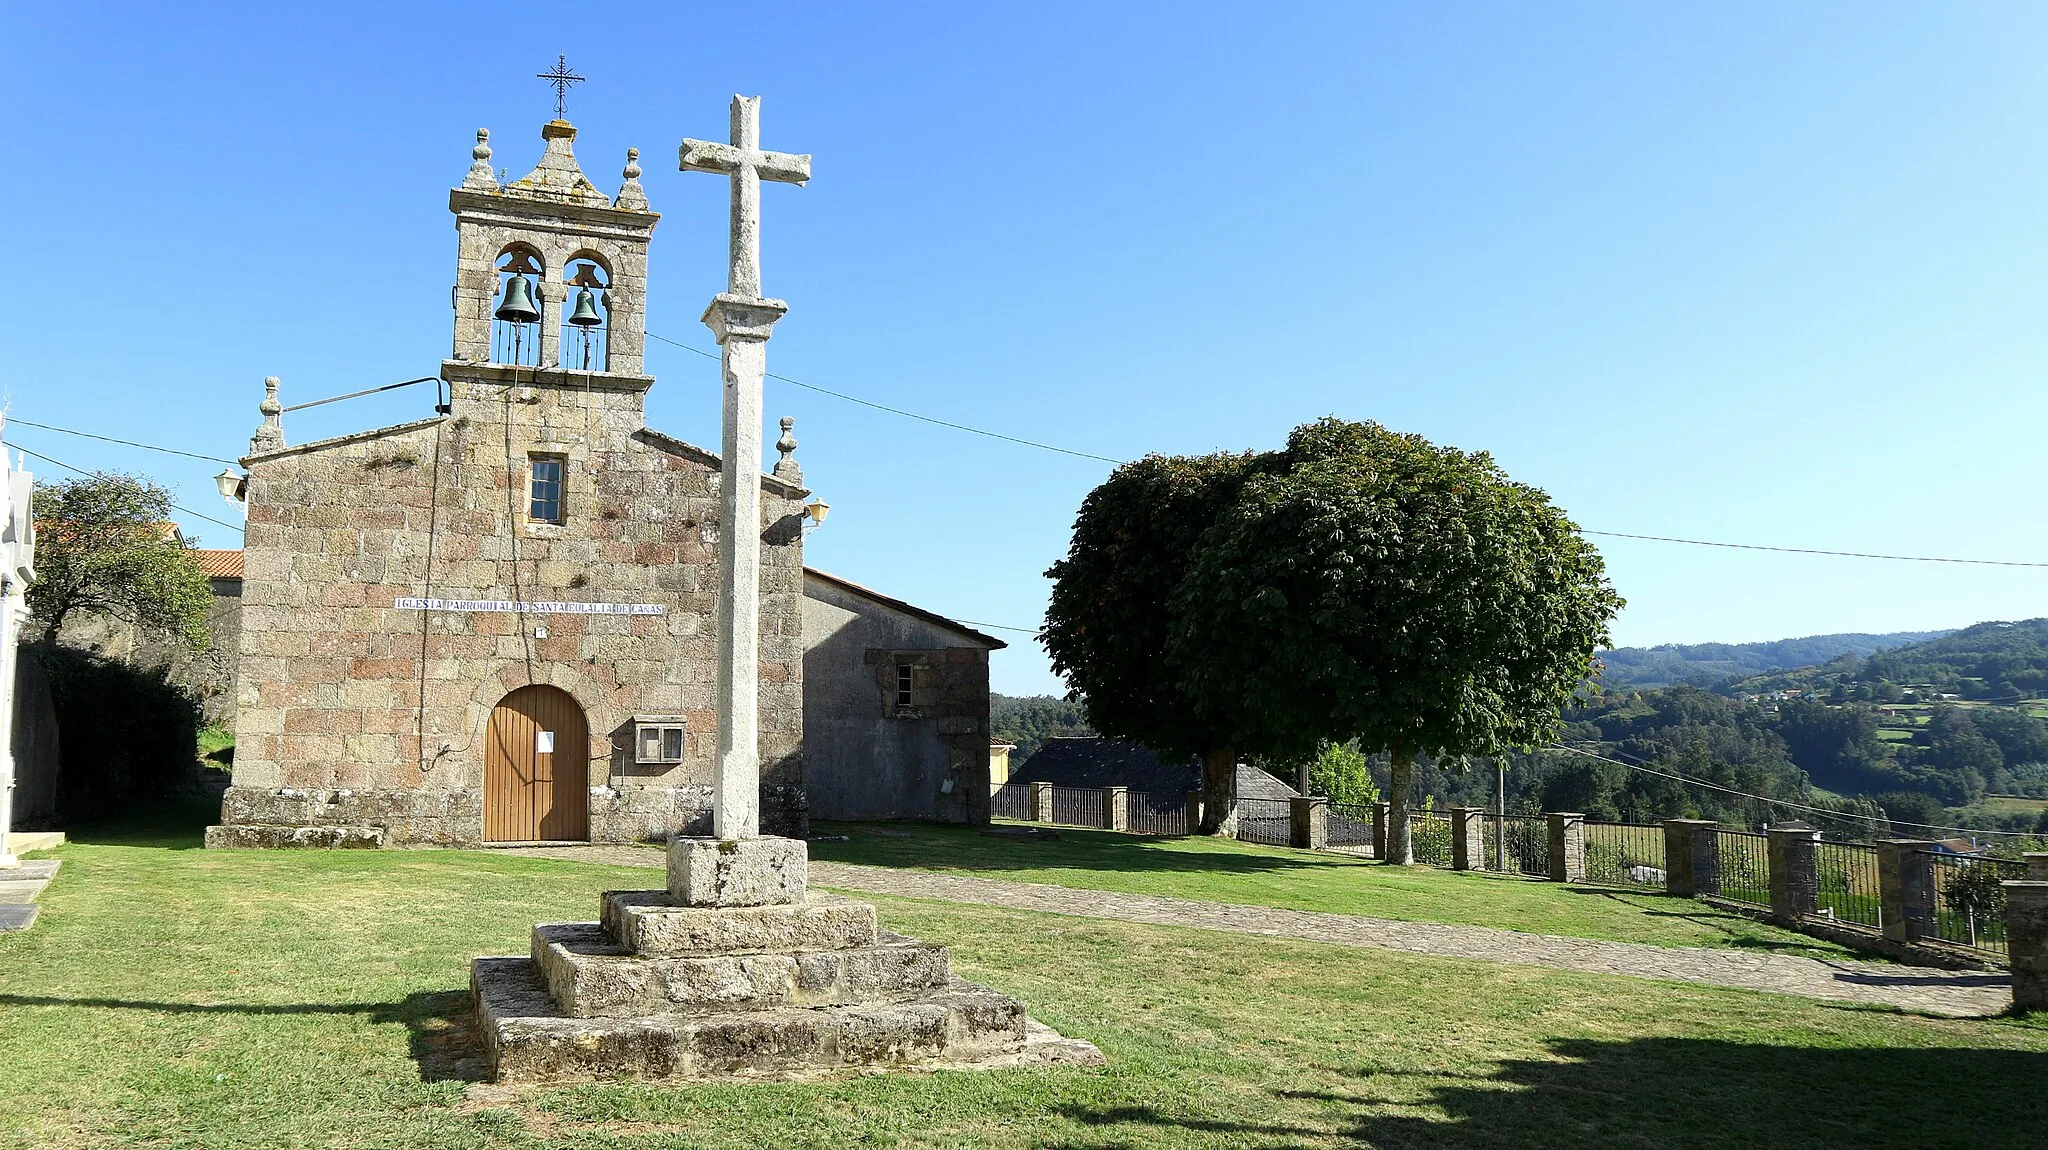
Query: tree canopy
29 472 213 653
1043 417 1623 851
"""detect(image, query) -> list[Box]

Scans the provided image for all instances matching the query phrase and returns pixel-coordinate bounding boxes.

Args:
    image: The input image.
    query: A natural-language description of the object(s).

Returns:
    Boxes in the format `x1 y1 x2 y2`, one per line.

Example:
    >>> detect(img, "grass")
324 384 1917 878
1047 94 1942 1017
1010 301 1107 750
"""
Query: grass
809 821 1862 958
5 802 2047 1148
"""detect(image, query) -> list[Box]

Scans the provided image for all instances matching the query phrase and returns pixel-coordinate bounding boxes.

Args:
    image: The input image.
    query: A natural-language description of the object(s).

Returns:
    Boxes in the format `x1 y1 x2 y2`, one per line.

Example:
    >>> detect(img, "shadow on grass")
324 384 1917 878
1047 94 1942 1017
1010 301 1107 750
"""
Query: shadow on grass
1059 1038 2048 1148
0 989 488 1083
807 820 1341 879
61 794 219 850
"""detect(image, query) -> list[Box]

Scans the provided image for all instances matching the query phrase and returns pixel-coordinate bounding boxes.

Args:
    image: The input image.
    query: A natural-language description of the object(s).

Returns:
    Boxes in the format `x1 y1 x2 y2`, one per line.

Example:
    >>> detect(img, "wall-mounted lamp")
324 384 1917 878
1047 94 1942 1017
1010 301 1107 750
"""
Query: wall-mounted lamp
803 500 830 530
214 467 247 503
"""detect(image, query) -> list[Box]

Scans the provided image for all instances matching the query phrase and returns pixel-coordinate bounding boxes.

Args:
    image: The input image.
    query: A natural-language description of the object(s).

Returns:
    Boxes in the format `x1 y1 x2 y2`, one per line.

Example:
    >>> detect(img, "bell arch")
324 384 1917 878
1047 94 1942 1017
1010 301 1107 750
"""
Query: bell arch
559 252 612 372
483 684 590 842
491 243 546 366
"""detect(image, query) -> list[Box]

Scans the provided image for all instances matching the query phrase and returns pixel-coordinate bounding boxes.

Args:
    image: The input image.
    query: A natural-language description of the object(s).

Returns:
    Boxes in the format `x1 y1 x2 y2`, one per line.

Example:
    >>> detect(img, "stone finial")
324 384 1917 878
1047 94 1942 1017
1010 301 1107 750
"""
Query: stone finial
772 416 802 483
464 129 498 190
614 147 651 212
250 376 285 454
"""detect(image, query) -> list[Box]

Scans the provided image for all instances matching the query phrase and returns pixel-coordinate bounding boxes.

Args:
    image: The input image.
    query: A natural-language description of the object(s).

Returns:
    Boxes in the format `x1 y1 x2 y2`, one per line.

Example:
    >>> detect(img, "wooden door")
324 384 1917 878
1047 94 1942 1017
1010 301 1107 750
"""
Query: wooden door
484 685 590 842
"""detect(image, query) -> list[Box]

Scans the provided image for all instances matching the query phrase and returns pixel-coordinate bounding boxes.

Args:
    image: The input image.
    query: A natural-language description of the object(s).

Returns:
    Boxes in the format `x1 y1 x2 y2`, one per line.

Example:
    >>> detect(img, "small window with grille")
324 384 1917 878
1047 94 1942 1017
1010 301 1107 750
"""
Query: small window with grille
633 716 687 764
529 455 566 523
895 663 913 708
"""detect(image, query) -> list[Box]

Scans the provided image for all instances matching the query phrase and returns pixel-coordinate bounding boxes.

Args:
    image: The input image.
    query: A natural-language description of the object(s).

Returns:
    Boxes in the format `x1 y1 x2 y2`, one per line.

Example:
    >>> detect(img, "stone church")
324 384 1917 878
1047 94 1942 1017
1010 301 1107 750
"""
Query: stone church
205 117 998 849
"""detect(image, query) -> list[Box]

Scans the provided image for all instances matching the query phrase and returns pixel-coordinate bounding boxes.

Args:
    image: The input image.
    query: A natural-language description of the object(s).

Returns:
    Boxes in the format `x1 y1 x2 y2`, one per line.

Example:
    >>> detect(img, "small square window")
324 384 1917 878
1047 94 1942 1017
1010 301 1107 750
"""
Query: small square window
529 455 566 523
895 664 913 707
634 716 687 764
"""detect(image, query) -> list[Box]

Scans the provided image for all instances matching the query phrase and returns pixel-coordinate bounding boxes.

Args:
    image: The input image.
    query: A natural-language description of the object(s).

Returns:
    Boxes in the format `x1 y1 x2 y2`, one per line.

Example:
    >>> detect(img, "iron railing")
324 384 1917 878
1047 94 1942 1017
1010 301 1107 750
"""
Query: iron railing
1328 803 1375 853
1584 822 1667 890
1713 829 1771 908
1486 814 1549 877
1813 840 1884 930
990 783 1031 822
1410 811 1453 868
1925 851 2026 957
1051 786 1105 829
1236 797 1293 846
1128 789 1186 836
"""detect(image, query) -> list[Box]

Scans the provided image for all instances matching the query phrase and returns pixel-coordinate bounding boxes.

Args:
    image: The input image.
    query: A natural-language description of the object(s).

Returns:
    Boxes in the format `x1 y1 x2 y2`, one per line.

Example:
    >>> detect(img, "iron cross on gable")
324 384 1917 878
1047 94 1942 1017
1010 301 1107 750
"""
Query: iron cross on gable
537 54 584 119
679 96 811 300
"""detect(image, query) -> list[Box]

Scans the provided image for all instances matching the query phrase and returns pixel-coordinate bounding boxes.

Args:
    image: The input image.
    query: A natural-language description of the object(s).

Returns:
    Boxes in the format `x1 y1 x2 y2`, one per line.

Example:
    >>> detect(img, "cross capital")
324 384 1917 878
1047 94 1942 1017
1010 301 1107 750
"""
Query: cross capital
679 95 811 298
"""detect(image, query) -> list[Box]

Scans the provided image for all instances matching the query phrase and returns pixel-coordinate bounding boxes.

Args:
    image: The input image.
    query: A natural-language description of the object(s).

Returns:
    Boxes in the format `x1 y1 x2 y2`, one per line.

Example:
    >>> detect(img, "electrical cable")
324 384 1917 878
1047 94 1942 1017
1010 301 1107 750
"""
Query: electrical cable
4 419 238 465
11 443 244 536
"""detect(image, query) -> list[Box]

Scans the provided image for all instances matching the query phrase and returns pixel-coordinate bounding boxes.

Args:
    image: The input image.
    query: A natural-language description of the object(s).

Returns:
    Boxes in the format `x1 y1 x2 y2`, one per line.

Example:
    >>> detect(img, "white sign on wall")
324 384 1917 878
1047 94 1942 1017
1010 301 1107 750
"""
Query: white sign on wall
395 597 666 616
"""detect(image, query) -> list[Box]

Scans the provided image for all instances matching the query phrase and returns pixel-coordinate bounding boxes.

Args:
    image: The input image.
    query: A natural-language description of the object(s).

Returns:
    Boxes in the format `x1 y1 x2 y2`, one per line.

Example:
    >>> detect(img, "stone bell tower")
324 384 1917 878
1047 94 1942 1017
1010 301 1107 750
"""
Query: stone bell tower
447 120 659 386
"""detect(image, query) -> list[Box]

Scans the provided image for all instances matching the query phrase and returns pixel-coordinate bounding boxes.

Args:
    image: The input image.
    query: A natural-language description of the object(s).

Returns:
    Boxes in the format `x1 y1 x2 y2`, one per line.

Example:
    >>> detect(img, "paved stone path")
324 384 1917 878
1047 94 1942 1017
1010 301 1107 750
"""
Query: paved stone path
503 845 2012 1018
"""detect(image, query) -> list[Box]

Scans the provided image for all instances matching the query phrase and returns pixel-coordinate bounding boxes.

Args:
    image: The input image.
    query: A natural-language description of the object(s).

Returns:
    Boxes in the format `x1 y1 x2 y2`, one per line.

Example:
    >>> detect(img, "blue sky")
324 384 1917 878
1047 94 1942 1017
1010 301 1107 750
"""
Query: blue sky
7 2 2047 694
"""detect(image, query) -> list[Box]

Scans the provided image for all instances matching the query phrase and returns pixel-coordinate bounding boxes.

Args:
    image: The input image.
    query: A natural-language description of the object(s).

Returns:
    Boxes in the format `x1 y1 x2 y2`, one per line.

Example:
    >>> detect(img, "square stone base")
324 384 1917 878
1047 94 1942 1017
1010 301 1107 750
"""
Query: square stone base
667 836 808 907
472 956 1104 1083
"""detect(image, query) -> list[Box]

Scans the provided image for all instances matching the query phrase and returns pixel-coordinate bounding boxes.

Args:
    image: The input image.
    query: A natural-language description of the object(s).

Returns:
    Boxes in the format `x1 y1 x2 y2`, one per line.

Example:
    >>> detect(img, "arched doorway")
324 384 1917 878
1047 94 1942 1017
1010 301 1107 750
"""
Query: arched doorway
484 684 590 842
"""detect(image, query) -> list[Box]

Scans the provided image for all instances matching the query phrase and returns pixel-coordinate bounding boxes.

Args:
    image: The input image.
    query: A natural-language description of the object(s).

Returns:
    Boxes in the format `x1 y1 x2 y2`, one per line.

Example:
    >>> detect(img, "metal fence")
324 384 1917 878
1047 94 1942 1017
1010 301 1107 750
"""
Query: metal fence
1128 790 1186 836
990 783 1031 822
1051 786 1105 829
1813 840 1884 930
1584 822 1667 890
1328 803 1374 852
1411 811 1453 868
1486 814 1549 877
1714 829 1771 908
1236 797 1293 846
1925 851 2026 957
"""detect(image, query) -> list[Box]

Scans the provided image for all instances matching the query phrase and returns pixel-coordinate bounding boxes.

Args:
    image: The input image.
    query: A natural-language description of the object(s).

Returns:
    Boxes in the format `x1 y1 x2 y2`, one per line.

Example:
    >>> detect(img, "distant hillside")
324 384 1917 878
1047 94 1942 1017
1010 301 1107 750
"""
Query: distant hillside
1599 631 1950 691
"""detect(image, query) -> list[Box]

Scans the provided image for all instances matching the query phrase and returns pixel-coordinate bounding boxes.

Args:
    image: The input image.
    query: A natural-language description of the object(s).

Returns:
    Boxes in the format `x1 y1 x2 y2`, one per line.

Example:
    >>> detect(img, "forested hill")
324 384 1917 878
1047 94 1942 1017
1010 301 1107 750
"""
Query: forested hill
1599 631 1949 690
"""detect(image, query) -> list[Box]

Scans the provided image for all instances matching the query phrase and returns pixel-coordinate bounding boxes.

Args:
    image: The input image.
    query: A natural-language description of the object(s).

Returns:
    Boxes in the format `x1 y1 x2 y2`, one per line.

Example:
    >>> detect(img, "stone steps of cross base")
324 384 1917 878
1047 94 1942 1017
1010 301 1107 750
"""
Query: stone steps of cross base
472 956 1104 1084
532 922 951 1018
0 904 37 931
600 889 879 956
0 859 60 917
203 824 385 849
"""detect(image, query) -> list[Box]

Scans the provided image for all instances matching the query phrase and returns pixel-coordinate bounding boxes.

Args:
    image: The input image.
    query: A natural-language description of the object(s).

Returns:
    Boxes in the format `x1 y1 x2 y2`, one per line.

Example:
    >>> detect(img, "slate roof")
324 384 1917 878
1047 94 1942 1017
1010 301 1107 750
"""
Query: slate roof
1009 737 1299 803
802 568 1006 649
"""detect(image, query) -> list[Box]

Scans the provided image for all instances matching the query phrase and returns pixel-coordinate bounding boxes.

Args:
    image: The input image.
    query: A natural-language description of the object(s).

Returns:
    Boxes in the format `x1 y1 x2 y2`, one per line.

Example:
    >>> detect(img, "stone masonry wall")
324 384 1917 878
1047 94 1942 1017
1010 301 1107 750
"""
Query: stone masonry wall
218 363 807 845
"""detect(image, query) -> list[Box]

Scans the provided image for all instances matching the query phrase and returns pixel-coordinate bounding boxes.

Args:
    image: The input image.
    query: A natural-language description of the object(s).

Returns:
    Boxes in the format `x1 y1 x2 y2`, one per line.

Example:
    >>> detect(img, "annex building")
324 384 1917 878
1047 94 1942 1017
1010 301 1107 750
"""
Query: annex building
205 117 998 849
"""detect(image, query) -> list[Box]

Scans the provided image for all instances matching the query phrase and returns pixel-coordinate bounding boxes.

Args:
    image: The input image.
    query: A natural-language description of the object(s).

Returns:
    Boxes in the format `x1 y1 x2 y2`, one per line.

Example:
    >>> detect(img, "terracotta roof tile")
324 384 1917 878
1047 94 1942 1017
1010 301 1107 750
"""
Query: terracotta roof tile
194 549 243 579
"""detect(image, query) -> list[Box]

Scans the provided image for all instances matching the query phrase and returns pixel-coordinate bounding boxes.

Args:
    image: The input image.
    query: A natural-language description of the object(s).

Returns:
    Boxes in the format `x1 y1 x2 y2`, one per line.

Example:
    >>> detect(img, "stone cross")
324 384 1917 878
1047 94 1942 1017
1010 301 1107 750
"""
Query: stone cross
680 96 809 840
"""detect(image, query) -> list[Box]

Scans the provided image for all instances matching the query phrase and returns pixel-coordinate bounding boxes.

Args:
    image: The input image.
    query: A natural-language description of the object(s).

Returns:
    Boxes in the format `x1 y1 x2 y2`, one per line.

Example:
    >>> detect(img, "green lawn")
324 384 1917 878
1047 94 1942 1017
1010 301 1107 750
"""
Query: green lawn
810 821 1859 958
4 802 2047 1148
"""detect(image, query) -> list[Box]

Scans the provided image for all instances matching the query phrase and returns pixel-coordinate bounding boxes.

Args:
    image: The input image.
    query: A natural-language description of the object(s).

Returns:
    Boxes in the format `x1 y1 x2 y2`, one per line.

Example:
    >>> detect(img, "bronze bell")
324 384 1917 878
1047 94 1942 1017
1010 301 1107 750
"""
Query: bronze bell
494 274 541 323
566 286 603 327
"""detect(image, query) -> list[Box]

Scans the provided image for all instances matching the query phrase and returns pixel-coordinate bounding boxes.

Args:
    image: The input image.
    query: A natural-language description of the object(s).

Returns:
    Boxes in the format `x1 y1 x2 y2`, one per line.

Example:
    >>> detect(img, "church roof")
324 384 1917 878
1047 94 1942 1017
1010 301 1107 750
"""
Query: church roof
802 568 1006 649
1009 737 1299 804
499 120 615 209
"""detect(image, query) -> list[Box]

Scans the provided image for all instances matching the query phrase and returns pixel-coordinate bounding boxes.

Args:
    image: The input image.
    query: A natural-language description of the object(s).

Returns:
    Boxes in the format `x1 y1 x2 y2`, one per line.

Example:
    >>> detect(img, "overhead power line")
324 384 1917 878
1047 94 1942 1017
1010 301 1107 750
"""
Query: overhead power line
9 443 244 536
1547 741 2039 839
648 332 2048 570
6 419 238 466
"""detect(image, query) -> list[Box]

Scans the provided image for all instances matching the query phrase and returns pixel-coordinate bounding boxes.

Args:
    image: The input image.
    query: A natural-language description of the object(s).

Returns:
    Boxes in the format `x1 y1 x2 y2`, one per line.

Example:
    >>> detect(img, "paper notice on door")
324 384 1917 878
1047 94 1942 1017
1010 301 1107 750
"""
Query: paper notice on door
536 731 555 754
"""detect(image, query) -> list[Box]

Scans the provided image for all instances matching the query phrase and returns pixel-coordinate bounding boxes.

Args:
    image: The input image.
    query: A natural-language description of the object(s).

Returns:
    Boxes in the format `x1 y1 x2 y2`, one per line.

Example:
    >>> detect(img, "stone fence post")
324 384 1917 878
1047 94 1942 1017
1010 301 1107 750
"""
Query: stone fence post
1371 802 1390 860
1662 819 1717 896
1103 786 1129 832
1547 813 1585 883
1767 823 1821 923
1290 796 1327 850
1450 807 1485 871
2007 880 2048 1012
1031 781 1054 824
1185 792 1205 836
1877 839 1937 942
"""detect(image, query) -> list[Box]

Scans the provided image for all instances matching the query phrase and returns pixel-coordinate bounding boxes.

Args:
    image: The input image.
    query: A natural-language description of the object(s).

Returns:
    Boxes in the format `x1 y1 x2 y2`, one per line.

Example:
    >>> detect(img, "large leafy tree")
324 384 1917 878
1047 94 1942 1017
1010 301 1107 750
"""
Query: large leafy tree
1044 418 1623 855
30 472 213 653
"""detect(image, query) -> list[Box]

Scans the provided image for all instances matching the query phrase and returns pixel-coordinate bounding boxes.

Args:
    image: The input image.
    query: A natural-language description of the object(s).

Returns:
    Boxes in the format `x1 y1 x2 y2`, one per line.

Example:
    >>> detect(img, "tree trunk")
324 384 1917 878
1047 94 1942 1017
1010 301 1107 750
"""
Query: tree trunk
1386 749 1415 865
1199 747 1236 835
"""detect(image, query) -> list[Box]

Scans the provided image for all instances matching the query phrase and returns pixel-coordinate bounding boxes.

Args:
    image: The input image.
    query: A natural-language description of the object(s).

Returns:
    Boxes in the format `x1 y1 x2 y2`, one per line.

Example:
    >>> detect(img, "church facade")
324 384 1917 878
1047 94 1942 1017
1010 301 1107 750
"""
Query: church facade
206 119 813 848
